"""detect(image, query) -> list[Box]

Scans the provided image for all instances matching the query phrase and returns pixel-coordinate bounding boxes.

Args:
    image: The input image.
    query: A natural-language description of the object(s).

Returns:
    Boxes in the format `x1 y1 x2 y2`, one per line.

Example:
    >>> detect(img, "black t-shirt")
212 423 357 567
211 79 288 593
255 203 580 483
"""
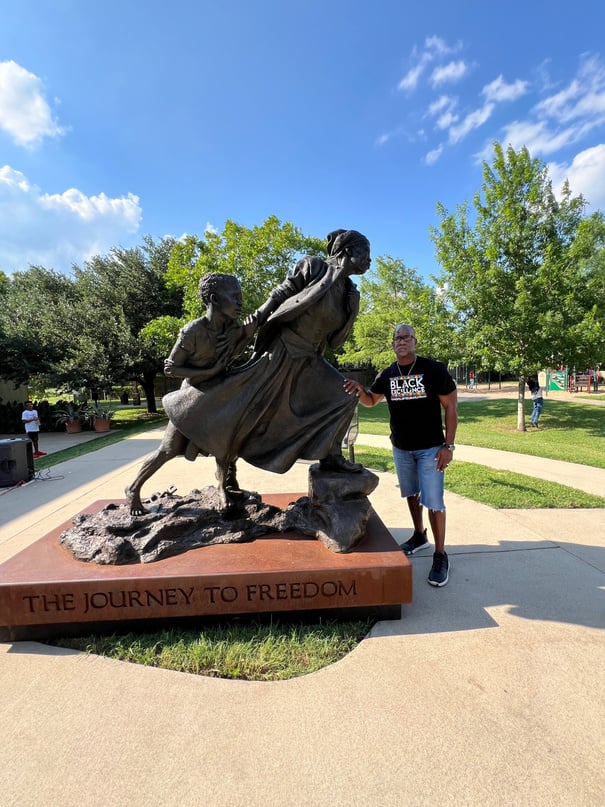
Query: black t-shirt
370 355 456 450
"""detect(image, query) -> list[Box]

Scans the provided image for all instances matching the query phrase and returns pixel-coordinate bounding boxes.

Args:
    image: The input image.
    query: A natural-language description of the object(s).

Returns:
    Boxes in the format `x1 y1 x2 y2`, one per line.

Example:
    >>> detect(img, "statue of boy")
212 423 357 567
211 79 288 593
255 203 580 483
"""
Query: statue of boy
125 273 256 514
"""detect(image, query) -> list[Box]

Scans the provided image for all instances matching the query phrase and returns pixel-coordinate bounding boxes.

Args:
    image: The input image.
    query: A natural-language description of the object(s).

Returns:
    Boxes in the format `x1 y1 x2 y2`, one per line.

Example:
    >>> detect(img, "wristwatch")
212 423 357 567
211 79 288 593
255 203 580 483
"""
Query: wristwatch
444 443 456 451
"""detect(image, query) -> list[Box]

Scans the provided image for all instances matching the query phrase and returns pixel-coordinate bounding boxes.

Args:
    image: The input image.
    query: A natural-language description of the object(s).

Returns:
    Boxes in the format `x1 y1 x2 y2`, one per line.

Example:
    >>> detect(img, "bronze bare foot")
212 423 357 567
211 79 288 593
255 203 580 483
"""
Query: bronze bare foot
125 485 148 516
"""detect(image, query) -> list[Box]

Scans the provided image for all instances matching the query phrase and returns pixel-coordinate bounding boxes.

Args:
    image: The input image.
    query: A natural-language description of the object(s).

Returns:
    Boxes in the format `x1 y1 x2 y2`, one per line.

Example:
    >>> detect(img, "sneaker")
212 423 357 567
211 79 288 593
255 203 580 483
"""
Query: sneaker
401 529 430 555
428 551 450 587
37 451 47 456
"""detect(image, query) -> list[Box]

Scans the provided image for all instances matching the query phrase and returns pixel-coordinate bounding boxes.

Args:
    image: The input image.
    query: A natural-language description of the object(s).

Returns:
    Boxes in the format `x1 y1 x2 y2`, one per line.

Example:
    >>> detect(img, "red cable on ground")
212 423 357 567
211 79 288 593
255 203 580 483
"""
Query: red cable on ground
0 478 28 496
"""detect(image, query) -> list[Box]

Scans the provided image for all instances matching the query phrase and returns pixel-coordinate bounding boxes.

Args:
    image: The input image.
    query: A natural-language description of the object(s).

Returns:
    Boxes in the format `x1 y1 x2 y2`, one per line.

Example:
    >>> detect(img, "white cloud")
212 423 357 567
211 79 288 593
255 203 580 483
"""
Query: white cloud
0 61 65 147
393 38 605 210
437 111 458 130
449 103 495 144
428 95 452 115
547 144 605 209
204 222 218 234
483 75 529 103
430 60 468 87
499 119 579 156
535 54 605 123
440 76 529 148
425 145 444 165
398 64 424 93
0 165 142 273
534 80 582 120
398 36 463 93
489 53 605 161
424 35 462 58
533 59 557 93
426 95 459 130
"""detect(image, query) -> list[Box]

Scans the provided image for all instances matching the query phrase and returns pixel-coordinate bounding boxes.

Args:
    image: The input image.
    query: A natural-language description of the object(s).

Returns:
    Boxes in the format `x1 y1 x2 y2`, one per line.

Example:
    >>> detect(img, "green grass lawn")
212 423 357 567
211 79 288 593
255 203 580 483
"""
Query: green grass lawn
51 619 373 681
576 393 605 401
358 398 605 469
354 447 605 508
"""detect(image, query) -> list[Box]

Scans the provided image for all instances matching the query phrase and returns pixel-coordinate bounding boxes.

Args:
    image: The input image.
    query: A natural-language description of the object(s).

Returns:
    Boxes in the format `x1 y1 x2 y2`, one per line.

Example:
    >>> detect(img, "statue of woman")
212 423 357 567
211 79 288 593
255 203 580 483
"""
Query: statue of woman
163 229 371 492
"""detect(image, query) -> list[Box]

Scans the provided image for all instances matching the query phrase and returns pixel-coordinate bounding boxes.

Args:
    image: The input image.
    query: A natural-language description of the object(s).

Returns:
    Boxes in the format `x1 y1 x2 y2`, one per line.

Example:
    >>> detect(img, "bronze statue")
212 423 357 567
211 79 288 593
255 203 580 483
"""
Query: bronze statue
164 230 370 470
127 229 371 514
125 273 256 514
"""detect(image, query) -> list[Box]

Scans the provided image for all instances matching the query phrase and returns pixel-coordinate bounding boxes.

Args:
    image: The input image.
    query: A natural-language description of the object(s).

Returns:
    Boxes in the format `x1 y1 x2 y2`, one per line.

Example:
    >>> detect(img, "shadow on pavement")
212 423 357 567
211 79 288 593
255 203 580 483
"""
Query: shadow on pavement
371 539 604 636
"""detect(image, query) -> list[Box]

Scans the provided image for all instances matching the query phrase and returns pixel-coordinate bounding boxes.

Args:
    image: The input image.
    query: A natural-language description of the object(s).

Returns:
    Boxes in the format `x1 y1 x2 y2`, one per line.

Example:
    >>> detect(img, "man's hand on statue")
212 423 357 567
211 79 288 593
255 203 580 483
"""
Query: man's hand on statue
343 379 364 398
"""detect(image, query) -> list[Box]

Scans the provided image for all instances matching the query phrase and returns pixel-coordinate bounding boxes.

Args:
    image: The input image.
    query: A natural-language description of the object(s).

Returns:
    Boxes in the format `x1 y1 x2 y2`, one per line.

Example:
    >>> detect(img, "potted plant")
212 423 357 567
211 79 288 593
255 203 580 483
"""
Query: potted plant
53 402 89 433
87 404 116 432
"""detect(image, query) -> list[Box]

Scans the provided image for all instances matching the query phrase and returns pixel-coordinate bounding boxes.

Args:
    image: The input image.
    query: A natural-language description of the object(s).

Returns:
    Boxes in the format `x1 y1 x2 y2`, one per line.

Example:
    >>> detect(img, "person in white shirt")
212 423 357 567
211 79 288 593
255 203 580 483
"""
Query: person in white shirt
22 400 46 457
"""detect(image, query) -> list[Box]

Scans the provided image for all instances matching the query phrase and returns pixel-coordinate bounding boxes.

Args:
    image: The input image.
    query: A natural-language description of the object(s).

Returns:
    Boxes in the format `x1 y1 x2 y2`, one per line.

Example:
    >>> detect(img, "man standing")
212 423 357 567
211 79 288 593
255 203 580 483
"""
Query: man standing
344 324 457 587
22 400 46 458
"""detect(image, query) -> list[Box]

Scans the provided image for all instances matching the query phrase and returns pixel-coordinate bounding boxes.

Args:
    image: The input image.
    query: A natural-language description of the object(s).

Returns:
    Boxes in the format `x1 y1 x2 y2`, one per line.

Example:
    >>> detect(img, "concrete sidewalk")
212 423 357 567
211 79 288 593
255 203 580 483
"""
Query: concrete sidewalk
1 427 604 806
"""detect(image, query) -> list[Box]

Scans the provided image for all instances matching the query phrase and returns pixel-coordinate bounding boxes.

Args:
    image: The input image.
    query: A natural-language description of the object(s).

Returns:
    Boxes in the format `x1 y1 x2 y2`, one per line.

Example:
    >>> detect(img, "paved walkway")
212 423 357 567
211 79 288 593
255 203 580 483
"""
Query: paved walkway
1 426 604 806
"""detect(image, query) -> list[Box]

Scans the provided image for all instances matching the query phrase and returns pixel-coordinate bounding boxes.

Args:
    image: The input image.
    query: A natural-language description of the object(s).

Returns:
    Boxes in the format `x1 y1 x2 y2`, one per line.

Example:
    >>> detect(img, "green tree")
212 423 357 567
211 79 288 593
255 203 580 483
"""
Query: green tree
73 236 183 411
431 143 589 429
0 266 79 388
566 211 605 373
166 216 324 318
0 327 46 386
339 256 455 370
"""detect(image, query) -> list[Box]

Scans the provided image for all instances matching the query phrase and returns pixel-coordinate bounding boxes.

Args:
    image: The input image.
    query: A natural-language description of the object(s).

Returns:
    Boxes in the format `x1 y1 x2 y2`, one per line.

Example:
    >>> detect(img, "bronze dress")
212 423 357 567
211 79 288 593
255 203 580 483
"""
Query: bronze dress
163 256 358 473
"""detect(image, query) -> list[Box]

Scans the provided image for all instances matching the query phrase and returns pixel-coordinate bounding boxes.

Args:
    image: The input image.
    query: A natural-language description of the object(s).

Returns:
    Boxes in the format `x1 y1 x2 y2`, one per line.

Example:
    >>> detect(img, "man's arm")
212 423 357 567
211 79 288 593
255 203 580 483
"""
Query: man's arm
436 389 458 472
343 379 384 407
439 389 458 445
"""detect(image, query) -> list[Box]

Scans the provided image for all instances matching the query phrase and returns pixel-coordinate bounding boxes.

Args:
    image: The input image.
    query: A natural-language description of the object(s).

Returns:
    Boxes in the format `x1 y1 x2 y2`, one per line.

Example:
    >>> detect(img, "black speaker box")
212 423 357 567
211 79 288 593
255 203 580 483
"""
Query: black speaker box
0 438 35 487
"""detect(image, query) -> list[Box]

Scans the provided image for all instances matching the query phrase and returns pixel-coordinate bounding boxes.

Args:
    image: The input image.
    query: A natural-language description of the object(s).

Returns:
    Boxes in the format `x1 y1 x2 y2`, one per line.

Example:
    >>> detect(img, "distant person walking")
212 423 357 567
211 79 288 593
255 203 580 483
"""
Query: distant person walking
22 400 46 458
527 376 544 428
344 323 458 587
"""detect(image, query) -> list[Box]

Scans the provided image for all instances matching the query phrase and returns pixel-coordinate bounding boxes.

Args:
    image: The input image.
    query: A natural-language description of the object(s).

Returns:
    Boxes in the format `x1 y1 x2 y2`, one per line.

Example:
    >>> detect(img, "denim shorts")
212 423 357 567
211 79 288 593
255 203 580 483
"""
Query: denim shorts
392 445 445 512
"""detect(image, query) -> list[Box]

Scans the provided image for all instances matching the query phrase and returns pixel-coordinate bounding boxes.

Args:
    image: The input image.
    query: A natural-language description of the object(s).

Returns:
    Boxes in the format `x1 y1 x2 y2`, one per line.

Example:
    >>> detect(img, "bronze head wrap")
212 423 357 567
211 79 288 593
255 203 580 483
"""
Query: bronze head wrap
326 229 370 257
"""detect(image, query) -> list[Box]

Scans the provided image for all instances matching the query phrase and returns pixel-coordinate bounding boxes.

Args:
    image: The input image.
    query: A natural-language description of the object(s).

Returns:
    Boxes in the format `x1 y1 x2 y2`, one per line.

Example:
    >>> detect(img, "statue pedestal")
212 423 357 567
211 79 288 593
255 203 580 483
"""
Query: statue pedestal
0 494 412 641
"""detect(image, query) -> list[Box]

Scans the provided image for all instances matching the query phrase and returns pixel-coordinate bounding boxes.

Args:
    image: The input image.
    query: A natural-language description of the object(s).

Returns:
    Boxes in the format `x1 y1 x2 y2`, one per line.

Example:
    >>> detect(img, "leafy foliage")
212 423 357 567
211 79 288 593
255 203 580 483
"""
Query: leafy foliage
0 266 79 385
565 211 605 369
69 236 183 410
431 143 599 428
0 238 183 412
340 256 455 368
166 215 324 318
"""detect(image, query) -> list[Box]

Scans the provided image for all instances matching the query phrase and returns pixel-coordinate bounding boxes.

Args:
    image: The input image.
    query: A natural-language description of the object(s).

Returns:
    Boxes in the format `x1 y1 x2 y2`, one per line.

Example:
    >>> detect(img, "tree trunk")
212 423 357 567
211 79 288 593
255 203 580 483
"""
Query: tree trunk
517 377 526 431
141 371 158 413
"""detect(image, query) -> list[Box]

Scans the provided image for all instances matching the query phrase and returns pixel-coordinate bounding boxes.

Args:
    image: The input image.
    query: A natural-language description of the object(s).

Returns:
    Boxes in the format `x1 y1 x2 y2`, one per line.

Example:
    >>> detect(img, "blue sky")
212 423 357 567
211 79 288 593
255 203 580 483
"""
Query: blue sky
2 0 605 282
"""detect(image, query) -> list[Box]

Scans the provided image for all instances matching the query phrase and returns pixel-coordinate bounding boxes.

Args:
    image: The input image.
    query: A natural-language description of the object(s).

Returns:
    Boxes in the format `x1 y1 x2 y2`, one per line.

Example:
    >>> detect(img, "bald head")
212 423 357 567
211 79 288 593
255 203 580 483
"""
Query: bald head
393 324 416 341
